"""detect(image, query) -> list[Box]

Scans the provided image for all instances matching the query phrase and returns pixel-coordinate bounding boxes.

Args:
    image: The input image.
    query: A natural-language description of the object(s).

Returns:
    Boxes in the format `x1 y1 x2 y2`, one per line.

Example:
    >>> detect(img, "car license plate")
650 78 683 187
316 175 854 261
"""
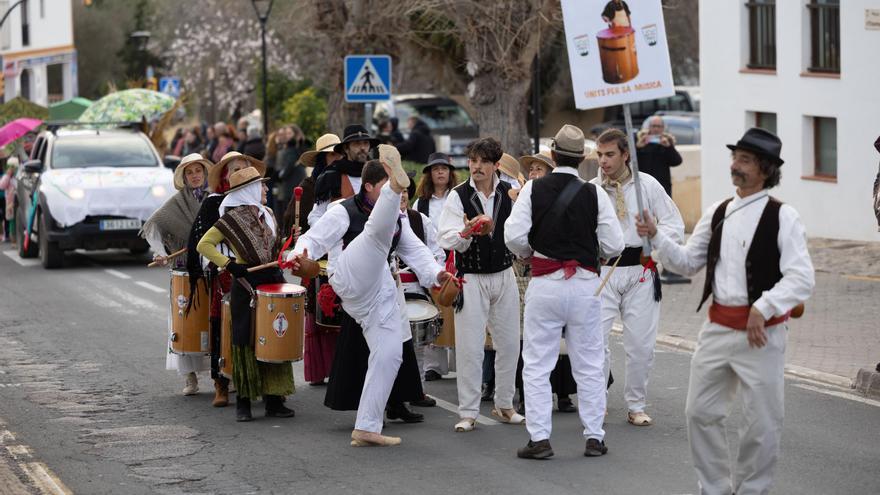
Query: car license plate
99 219 141 231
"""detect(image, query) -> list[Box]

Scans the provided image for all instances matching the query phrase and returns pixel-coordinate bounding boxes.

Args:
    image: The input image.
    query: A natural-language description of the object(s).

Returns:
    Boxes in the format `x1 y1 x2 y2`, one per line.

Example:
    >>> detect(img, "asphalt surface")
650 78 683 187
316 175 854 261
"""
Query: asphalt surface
0 248 879 495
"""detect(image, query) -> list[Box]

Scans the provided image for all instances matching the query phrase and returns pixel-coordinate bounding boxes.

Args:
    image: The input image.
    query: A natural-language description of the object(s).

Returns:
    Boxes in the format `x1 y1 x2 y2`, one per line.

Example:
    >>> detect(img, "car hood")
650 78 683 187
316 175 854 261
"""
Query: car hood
39 167 175 228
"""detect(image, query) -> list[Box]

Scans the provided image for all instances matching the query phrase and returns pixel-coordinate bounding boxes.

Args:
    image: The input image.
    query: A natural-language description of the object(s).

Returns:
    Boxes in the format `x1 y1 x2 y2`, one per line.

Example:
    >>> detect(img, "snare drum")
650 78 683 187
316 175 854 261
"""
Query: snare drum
218 295 233 379
254 283 306 363
404 293 441 346
313 259 342 331
169 270 210 355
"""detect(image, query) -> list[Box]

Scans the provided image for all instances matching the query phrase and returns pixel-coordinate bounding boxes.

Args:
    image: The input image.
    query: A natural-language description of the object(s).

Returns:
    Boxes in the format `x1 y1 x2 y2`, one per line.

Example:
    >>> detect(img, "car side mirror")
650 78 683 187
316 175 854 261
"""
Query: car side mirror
22 159 43 173
163 155 180 169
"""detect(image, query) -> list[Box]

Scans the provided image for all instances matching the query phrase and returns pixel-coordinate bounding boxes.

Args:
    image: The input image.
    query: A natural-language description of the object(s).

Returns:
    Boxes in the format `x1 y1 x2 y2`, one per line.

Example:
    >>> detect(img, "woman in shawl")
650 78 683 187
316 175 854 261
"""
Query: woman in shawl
197 166 295 422
140 153 212 396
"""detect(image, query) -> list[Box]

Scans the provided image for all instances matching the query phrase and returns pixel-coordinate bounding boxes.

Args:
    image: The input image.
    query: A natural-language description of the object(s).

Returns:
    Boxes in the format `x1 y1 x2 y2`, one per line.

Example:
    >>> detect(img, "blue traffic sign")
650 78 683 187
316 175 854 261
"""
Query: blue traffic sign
344 55 392 103
159 77 181 98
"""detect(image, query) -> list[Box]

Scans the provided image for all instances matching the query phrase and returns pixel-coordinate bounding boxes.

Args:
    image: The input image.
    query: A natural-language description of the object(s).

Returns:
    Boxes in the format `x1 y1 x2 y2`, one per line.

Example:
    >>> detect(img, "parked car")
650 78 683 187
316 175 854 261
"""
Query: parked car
598 87 699 132
640 111 701 145
373 94 479 168
15 126 174 268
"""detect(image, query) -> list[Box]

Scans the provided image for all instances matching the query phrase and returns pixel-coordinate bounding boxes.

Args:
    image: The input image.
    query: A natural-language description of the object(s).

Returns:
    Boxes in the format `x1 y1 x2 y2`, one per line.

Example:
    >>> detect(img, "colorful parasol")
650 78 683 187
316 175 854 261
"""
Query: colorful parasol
78 89 176 124
0 118 42 147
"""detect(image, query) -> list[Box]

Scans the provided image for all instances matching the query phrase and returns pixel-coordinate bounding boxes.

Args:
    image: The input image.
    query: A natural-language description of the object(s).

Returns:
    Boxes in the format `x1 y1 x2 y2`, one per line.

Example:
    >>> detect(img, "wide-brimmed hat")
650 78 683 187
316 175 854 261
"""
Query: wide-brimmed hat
333 124 379 153
421 152 455 173
209 151 266 191
173 153 213 190
726 127 784 165
518 150 555 176
225 166 269 194
299 133 341 167
498 153 526 184
551 124 586 159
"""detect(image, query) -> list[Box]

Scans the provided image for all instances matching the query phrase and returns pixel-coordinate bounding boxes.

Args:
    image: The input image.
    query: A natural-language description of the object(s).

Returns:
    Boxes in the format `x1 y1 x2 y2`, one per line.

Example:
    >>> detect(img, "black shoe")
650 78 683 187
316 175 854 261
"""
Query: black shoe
481 383 494 402
557 397 576 413
517 439 554 460
425 370 442 381
264 395 295 418
660 270 691 284
410 395 436 407
386 403 424 423
516 400 525 416
584 438 608 457
236 397 253 422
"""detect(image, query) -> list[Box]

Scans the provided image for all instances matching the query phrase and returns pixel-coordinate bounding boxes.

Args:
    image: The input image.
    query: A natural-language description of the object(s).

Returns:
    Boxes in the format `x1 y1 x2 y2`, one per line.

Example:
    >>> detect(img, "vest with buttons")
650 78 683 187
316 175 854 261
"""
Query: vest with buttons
453 180 514 274
341 194 400 257
698 197 783 311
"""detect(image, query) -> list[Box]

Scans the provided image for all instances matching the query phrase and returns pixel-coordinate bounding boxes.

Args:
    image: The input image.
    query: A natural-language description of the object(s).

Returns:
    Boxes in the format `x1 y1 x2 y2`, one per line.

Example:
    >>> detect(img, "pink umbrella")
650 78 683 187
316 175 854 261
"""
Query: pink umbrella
0 118 42 147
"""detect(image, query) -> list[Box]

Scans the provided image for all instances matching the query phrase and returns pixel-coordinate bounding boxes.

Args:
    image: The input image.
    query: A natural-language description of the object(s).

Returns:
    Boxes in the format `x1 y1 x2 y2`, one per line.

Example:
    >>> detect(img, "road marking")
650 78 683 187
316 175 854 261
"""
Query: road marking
430 396 498 426
2 250 40 267
135 281 166 294
104 269 131 280
1 420 72 495
793 383 880 408
842 274 880 282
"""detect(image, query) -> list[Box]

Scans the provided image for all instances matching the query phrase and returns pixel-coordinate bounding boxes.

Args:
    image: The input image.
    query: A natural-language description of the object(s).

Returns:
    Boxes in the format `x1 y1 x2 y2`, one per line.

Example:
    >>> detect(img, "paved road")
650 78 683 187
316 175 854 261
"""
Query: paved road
1 249 879 495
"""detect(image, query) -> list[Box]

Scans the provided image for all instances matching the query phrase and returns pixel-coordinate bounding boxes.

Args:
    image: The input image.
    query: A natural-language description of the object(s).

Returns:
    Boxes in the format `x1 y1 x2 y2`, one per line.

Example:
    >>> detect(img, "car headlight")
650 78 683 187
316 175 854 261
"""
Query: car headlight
68 188 85 200
151 185 167 197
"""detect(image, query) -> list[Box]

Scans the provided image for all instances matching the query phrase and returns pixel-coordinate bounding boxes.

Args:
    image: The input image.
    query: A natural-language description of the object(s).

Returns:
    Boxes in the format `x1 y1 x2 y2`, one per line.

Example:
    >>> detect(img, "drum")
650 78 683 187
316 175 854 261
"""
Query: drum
404 293 441 346
433 303 456 348
169 270 210 355
597 27 639 84
313 260 342 331
254 283 306 363
218 295 233 379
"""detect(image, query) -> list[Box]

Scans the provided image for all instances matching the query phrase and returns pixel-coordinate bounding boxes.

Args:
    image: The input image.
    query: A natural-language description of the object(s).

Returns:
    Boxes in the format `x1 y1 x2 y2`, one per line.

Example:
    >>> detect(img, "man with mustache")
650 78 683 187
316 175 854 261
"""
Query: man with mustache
636 128 814 494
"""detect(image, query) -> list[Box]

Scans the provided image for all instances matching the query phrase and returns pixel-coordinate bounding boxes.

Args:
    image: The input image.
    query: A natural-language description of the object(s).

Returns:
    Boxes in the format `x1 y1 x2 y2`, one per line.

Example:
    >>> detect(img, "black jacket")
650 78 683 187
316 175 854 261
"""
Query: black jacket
397 120 435 164
635 139 682 196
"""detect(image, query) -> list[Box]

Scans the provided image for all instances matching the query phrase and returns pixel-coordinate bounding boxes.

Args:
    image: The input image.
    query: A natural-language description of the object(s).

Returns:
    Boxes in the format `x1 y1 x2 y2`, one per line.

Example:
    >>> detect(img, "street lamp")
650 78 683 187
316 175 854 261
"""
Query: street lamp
130 30 153 87
251 0 275 137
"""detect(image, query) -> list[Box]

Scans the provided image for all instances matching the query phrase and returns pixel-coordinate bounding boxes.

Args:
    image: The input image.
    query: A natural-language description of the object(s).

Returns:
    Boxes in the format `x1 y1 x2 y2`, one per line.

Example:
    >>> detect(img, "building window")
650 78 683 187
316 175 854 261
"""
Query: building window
746 0 776 70
755 112 777 135
20 0 28 46
813 117 837 178
20 69 30 100
807 0 840 73
39 0 43 18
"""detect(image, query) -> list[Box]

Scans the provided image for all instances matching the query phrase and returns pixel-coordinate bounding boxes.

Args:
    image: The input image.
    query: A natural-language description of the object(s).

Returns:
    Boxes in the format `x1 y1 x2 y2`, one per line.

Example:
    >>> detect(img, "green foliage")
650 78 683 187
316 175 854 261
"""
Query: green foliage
0 97 49 123
280 88 327 142
117 0 163 82
257 70 317 131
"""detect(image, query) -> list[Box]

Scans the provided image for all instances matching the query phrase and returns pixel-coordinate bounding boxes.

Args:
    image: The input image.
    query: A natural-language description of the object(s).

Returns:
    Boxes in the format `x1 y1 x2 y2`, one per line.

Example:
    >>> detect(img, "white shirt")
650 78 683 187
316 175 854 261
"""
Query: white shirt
590 170 685 248
401 211 445 265
307 175 363 226
437 174 501 253
504 167 625 280
412 190 450 221
652 190 815 319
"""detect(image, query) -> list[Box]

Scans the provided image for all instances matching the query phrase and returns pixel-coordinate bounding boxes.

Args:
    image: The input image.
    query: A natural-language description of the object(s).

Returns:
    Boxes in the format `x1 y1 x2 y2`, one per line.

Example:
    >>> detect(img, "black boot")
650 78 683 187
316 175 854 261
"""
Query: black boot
264 395 295 418
557 396 576 413
386 402 424 423
236 397 253 422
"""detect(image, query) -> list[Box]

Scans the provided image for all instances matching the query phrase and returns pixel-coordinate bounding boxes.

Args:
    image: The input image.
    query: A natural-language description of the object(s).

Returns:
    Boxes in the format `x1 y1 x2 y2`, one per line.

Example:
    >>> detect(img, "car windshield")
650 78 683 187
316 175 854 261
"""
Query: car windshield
396 101 476 130
51 135 158 169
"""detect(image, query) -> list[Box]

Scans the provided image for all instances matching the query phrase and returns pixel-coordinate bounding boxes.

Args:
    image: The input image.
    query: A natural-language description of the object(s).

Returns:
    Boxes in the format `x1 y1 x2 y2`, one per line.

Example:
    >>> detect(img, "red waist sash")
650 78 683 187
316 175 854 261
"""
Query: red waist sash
399 272 418 284
530 257 597 280
708 303 790 331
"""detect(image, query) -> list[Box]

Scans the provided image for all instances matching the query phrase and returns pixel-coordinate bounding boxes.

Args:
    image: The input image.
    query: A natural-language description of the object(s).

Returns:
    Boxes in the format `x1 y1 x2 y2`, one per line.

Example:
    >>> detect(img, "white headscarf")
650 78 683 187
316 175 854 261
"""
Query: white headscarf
499 171 522 191
219 180 277 235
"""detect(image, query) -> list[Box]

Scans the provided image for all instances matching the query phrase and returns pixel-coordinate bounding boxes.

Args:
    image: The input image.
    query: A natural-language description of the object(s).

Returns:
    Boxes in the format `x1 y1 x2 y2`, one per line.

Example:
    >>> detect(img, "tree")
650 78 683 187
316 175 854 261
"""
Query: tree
281 88 328 142
117 0 164 83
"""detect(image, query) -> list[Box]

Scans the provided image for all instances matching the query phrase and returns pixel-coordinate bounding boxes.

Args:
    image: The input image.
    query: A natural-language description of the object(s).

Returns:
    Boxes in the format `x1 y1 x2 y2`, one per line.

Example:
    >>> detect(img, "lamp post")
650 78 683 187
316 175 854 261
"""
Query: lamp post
130 30 153 88
0 1 24 30
250 0 274 136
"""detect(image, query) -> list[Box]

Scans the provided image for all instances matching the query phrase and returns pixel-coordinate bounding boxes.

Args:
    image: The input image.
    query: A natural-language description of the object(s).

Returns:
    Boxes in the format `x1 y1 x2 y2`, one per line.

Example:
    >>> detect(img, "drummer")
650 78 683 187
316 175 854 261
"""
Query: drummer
197 166 296 422
140 153 212 396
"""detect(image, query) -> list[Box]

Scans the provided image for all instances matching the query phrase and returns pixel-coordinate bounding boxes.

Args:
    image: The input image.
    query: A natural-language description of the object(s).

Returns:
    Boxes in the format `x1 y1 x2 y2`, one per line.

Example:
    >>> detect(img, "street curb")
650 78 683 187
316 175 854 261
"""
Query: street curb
853 368 880 399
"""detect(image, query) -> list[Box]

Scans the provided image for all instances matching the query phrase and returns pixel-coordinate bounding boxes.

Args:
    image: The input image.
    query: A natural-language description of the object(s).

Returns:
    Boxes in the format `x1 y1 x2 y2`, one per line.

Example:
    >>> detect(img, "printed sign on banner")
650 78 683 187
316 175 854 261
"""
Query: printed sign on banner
560 0 674 110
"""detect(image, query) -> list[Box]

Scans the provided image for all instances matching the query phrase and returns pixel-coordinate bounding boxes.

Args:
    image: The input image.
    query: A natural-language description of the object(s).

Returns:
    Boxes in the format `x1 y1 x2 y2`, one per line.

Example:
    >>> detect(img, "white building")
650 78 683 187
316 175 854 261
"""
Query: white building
0 0 76 106
700 0 879 241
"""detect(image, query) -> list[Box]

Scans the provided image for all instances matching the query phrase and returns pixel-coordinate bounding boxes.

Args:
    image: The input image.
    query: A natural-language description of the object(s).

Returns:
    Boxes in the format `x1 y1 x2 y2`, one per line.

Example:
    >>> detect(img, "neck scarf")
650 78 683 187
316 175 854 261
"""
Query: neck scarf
219 181 277 235
602 165 632 220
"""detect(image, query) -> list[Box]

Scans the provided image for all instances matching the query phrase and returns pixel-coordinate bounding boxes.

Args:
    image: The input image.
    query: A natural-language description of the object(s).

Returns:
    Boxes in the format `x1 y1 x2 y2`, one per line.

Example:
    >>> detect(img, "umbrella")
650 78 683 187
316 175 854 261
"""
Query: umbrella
78 89 176 124
49 97 93 121
0 96 48 122
0 118 42 147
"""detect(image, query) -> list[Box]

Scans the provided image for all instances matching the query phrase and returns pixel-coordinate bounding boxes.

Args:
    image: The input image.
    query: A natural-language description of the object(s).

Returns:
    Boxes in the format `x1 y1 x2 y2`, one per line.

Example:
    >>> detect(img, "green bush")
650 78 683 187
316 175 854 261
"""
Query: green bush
280 87 327 142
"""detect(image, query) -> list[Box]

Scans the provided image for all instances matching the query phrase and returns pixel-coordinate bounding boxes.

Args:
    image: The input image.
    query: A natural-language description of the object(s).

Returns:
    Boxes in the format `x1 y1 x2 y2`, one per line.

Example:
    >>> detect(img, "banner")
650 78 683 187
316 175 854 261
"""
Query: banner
561 0 675 110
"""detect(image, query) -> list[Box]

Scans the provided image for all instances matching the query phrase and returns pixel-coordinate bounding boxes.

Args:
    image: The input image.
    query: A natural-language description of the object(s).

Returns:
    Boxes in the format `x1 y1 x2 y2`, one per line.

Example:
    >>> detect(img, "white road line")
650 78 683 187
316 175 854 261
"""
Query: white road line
1 419 72 495
103 269 131 280
793 383 880 408
430 396 498 426
134 281 166 294
2 250 40 267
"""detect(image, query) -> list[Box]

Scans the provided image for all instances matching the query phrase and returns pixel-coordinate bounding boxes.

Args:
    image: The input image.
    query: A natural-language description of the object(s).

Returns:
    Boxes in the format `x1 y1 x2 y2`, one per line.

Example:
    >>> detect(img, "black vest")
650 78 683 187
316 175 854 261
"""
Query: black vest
416 197 430 217
698 197 783 311
406 209 426 243
341 194 400 257
528 173 601 272
453 181 514 274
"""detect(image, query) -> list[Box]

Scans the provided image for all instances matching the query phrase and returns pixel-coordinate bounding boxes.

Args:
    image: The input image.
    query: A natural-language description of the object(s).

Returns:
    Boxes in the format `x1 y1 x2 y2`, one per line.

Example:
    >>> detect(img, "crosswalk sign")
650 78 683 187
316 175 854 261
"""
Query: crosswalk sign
159 77 181 98
344 55 392 102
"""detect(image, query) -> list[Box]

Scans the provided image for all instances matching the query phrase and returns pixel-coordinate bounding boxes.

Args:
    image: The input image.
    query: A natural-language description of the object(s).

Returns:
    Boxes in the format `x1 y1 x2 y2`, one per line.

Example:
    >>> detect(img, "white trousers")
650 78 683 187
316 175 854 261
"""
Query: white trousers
522 276 605 441
454 268 520 418
599 264 660 412
686 321 786 495
330 184 406 433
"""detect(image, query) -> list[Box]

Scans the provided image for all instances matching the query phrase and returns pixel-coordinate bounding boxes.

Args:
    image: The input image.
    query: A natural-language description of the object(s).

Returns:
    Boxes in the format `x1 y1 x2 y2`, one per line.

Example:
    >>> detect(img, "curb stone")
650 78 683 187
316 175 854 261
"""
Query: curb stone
853 368 880 400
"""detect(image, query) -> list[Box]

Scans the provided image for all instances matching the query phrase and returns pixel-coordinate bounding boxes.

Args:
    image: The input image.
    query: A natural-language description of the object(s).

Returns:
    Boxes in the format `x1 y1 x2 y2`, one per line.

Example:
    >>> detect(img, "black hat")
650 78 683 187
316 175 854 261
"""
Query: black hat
333 124 380 153
421 152 455 173
726 127 784 165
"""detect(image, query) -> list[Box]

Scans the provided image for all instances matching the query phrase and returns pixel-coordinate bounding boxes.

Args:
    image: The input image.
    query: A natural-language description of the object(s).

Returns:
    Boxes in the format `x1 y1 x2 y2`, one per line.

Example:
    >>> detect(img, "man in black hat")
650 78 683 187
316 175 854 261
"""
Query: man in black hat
636 128 815 494
309 124 379 225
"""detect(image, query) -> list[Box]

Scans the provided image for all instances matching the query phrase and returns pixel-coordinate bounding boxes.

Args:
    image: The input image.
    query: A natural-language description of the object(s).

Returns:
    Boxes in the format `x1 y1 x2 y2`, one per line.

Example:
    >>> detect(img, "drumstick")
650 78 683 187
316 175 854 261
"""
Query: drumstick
594 255 623 296
247 260 279 273
147 247 187 267
293 186 303 229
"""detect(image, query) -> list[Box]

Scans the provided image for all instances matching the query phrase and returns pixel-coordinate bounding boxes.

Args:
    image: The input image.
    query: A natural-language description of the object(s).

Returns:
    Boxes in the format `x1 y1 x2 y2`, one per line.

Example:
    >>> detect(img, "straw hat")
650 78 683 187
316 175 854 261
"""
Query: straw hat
299 133 341 168
551 124 587 159
208 151 266 192
518 150 555 176
173 153 213 190
225 166 269 194
498 153 526 184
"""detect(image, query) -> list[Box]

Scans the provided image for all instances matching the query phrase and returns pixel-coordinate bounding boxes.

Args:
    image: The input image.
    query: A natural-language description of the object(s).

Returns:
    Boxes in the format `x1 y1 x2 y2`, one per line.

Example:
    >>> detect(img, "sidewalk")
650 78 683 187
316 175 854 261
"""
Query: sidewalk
656 238 880 383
